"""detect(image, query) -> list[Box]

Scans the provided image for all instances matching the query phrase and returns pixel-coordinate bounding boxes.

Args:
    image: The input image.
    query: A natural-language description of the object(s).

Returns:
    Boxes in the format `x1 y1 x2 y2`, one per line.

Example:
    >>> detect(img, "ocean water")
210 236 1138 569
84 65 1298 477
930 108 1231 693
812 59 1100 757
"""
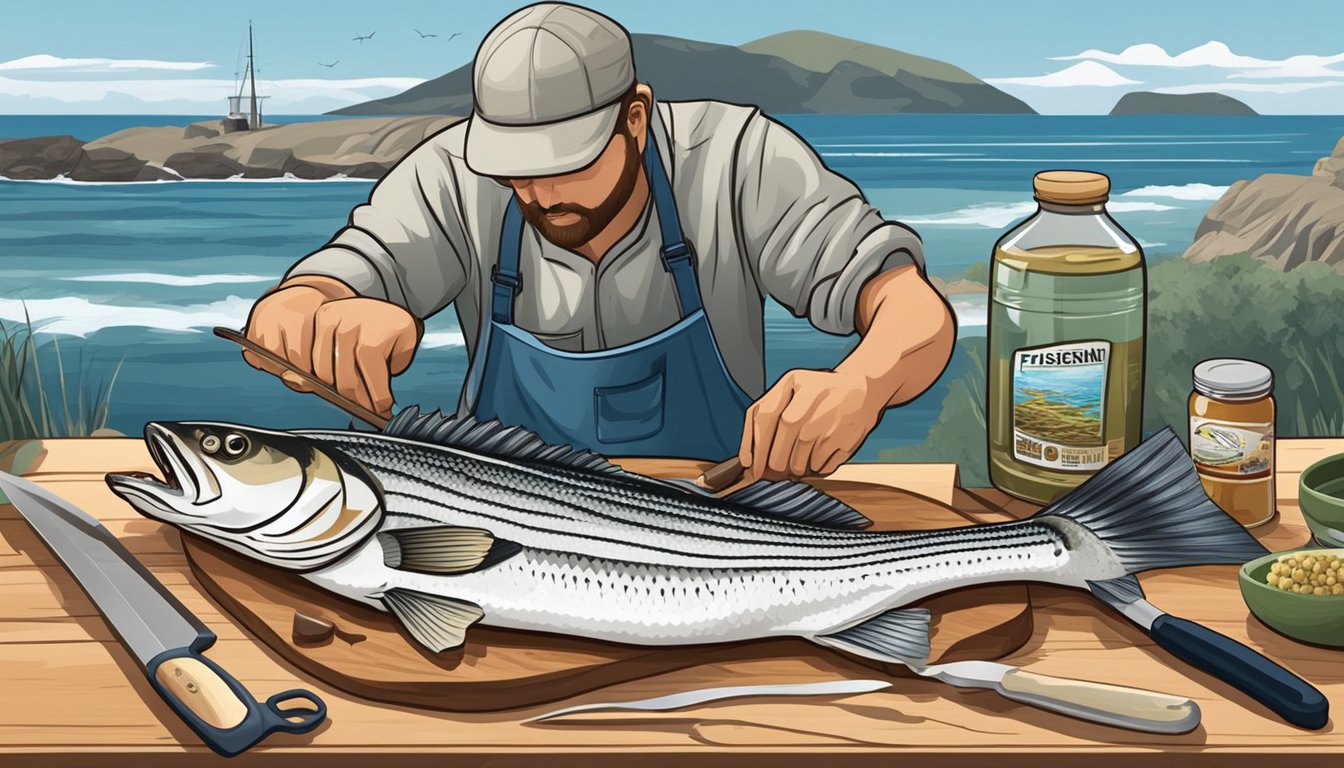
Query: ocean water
2 113 1342 457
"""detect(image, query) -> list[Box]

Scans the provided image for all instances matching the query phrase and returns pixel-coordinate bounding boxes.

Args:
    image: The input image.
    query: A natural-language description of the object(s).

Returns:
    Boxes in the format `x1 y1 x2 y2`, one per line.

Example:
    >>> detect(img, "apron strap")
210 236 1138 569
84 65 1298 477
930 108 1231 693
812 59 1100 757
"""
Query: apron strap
491 199 525 325
644 136 703 316
489 128 705 325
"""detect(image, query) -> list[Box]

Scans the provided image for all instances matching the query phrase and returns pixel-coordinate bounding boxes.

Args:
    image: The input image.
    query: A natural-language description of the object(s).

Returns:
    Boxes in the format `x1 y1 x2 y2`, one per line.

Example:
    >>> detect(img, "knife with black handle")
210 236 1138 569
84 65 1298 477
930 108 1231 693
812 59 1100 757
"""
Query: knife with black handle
1089 574 1327 729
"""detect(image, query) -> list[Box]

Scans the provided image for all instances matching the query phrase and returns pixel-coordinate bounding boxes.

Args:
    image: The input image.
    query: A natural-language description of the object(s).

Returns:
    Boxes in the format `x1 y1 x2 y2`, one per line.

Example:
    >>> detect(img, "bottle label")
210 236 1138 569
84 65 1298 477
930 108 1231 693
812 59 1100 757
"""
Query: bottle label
1190 417 1273 477
1011 340 1110 471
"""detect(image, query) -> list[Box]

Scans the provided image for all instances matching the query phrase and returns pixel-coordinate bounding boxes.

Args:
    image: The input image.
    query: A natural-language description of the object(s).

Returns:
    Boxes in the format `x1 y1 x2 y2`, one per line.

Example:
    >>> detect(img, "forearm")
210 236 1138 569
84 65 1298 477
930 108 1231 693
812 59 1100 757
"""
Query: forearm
836 264 955 408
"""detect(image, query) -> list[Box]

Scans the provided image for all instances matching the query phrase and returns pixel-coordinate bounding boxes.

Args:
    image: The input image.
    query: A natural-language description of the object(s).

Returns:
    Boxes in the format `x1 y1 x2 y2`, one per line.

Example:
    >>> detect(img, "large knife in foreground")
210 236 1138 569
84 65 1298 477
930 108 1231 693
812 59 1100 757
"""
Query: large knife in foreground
0 469 327 756
1089 574 1327 729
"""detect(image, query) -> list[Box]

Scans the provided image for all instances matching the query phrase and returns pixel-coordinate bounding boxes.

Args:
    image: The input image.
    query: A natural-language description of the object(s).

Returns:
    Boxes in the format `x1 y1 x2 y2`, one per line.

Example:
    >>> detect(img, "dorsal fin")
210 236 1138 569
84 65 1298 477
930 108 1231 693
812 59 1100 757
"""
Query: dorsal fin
382 406 626 475
380 407 869 529
724 480 872 529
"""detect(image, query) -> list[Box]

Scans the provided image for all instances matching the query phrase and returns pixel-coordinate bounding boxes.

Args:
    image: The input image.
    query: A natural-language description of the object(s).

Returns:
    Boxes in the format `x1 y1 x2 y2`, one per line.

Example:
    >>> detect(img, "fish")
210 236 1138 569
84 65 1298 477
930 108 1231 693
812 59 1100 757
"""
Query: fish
105 408 1267 669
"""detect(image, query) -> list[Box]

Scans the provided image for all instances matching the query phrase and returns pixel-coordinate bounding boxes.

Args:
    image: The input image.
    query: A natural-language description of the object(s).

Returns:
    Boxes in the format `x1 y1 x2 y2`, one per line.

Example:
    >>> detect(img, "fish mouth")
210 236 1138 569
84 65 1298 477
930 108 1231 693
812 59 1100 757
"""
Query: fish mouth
106 423 201 505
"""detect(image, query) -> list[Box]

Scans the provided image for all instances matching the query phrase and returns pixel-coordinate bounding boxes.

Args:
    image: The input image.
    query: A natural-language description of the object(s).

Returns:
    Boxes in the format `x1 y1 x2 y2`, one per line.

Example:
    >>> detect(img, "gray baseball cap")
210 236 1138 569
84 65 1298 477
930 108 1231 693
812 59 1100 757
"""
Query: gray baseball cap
465 3 636 178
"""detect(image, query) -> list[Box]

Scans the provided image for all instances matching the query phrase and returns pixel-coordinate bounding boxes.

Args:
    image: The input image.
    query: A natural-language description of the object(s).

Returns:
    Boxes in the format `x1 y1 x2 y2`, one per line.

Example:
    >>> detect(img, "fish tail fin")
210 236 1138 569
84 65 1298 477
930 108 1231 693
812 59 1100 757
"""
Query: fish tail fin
1035 427 1267 576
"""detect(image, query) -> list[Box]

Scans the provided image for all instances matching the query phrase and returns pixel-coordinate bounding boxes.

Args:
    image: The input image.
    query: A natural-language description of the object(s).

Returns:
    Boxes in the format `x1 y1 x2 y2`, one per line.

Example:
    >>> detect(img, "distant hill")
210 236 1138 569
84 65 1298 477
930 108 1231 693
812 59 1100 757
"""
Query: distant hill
1110 91 1258 116
330 31 1034 116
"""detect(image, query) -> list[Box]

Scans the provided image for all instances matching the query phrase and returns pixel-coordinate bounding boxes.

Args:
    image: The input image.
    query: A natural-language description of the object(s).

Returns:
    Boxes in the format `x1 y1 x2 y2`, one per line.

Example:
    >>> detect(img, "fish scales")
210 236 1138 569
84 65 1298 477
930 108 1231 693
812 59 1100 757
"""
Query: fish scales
106 409 1268 657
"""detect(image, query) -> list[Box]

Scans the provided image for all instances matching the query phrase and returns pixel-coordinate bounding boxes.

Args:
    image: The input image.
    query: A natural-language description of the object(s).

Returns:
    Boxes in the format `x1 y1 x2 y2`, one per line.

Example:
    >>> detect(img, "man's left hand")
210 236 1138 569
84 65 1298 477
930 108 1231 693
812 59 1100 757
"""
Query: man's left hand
738 369 885 482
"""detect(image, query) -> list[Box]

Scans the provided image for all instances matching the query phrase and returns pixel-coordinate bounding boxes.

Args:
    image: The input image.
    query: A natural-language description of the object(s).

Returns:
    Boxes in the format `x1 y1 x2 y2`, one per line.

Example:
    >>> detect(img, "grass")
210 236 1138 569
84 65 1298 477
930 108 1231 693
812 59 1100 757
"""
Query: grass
1 309 123 443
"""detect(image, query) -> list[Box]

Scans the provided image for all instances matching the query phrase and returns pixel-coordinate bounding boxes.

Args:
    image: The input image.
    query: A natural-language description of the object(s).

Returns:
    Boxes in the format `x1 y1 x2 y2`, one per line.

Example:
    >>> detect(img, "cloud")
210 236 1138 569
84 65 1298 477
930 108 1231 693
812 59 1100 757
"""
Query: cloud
985 61 1140 88
1052 41 1344 78
0 54 215 72
0 75 428 107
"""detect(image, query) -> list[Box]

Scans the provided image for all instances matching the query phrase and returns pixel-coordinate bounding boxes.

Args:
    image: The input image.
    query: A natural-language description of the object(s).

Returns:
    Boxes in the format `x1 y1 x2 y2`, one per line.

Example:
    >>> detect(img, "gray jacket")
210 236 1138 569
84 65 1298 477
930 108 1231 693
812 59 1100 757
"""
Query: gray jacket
285 99 925 398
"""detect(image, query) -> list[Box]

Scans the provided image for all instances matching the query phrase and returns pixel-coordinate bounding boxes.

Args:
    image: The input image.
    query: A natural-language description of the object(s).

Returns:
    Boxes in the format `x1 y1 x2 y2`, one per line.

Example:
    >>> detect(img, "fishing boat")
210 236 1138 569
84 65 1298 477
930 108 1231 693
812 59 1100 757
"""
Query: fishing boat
224 21 268 131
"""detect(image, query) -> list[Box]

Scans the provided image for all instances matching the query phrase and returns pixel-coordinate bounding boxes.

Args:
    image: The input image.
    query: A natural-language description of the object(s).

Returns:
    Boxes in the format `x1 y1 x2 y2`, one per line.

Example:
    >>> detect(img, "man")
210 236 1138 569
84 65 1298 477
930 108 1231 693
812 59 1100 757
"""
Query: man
243 2 954 481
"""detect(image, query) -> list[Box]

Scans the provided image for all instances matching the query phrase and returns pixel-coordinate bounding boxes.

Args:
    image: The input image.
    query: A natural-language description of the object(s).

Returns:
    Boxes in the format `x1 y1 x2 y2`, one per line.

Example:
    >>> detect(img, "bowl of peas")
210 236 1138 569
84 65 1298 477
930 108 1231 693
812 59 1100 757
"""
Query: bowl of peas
1239 547 1344 648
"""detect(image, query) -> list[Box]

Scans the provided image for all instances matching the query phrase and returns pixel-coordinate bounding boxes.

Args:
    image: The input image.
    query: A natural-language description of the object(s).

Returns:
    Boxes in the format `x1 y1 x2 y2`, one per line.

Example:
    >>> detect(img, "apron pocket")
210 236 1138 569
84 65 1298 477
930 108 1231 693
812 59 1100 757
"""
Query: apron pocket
594 368 666 444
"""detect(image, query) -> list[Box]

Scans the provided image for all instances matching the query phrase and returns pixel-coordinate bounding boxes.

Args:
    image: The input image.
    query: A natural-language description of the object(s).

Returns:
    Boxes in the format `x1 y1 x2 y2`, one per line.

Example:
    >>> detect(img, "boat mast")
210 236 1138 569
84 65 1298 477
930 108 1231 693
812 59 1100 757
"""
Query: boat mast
247 21 259 129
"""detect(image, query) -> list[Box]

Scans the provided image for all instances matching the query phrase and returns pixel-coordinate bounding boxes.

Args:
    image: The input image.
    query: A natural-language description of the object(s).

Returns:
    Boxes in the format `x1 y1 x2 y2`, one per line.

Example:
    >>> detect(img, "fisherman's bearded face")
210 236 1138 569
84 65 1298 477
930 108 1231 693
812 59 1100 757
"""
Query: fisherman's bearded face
511 128 644 251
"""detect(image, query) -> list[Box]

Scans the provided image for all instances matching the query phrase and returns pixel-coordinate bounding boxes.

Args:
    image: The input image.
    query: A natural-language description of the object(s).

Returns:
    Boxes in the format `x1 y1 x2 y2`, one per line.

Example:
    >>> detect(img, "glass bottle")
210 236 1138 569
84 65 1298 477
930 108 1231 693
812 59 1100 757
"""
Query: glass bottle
987 170 1147 505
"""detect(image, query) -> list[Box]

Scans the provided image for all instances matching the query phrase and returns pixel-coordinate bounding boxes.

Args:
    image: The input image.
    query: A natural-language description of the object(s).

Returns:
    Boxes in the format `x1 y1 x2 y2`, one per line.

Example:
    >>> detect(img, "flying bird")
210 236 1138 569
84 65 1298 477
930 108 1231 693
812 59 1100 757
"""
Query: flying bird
414 28 437 38
447 32 462 41
318 60 338 68
353 31 376 42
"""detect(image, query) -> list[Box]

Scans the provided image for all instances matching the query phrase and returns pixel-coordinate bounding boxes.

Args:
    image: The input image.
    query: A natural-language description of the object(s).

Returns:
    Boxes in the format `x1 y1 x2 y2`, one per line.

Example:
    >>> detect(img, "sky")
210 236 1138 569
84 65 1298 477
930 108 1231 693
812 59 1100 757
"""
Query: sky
1 0 1341 114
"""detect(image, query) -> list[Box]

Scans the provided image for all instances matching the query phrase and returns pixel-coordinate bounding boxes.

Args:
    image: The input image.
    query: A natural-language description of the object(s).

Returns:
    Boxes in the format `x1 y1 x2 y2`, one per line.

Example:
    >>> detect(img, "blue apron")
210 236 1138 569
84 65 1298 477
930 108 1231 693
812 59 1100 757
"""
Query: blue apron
460 134 753 460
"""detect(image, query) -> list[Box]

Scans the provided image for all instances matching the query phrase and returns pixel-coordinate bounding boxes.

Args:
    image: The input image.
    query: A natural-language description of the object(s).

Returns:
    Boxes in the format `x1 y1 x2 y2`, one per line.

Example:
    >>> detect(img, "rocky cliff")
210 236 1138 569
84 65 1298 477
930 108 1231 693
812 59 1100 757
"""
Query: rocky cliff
1184 136 1344 271
0 116 461 182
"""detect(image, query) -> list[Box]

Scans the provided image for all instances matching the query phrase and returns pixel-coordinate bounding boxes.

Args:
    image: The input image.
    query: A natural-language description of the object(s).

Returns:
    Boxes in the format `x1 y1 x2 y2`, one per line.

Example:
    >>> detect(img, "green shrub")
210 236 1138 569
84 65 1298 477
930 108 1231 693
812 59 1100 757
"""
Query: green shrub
962 261 990 285
1 311 123 443
1144 254 1344 438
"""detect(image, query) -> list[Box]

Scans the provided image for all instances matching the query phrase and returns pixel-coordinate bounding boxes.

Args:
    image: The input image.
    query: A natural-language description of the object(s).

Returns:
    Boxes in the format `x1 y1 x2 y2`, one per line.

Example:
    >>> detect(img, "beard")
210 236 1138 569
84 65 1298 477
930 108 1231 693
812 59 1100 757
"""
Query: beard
518 131 643 251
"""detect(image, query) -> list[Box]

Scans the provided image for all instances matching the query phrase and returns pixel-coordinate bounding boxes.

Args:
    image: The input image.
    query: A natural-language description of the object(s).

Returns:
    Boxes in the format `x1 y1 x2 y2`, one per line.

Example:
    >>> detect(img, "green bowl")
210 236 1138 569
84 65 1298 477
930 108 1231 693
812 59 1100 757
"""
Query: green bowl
1304 512 1344 548
1238 547 1344 648
1300 452 1344 529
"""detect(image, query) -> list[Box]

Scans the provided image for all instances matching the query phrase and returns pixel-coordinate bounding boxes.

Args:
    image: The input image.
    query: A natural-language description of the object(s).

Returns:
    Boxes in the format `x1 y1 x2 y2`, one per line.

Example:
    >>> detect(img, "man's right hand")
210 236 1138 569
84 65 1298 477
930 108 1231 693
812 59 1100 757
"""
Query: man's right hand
242 276 421 418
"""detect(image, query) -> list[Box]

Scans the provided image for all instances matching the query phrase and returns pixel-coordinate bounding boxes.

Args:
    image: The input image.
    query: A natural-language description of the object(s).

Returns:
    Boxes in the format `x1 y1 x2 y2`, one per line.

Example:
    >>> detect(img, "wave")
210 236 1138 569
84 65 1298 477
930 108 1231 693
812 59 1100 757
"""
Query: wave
0 295 255 337
61 272 276 286
1119 183 1229 201
902 200 1177 228
0 294 471 349
421 331 466 348
2 172 374 185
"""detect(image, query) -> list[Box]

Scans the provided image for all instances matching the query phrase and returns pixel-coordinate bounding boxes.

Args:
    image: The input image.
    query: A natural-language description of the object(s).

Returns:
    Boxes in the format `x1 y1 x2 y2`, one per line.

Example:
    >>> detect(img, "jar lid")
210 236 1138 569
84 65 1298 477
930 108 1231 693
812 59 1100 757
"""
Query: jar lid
1193 359 1274 400
1033 170 1110 205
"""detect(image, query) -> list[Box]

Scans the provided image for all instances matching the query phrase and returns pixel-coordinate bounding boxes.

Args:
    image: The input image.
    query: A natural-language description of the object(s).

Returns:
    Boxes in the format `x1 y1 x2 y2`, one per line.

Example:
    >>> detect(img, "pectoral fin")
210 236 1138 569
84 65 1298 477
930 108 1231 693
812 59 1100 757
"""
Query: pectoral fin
378 526 521 574
381 588 485 652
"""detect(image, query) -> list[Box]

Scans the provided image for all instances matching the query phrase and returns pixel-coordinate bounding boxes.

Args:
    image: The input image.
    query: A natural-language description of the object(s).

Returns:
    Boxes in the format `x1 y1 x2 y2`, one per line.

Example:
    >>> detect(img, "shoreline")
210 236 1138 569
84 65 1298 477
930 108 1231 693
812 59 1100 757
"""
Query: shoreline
0 116 461 182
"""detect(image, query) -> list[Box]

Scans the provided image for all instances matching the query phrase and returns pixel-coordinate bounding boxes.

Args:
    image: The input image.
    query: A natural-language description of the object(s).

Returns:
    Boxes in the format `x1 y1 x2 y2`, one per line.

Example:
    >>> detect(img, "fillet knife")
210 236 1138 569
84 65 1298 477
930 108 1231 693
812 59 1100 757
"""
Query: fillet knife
528 660 1202 734
1089 574 1328 729
0 469 328 757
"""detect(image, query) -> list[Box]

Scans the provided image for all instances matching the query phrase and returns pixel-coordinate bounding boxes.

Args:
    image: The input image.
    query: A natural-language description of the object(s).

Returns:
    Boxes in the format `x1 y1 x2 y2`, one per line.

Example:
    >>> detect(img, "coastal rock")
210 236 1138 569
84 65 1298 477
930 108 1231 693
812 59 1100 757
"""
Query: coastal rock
0 135 82 179
27 115 464 182
1110 91 1258 116
1312 136 1344 188
69 145 153 182
1184 160 1344 272
183 121 224 140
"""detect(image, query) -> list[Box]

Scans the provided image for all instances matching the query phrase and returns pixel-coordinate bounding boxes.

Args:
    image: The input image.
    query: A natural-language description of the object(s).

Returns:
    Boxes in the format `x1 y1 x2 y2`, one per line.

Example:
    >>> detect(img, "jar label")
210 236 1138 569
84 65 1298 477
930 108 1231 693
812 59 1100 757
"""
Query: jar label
1190 417 1273 476
1011 340 1110 471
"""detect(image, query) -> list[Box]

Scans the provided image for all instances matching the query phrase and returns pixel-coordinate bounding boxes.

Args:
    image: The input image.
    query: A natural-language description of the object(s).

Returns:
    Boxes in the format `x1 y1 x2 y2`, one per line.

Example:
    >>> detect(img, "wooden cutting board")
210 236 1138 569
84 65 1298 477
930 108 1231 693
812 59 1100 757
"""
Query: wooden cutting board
183 460 1033 713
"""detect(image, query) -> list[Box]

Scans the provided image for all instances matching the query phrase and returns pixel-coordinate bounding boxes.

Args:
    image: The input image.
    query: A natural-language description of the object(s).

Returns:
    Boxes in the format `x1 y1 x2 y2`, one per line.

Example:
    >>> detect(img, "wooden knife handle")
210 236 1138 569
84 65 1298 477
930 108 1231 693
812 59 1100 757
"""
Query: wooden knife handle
697 458 745 492
213 326 390 429
997 668 1200 734
147 644 326 756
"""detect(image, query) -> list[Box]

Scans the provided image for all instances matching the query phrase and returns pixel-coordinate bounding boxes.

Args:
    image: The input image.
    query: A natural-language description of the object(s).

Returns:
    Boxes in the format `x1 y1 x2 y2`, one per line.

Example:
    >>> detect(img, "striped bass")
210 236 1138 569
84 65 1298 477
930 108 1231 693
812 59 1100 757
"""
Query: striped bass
106 407 1266 667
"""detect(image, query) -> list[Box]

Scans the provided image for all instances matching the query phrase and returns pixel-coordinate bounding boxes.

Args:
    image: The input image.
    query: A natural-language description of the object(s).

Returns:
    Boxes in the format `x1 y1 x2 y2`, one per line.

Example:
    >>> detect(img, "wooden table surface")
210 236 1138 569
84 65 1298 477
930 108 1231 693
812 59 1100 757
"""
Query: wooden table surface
1 436 1341 767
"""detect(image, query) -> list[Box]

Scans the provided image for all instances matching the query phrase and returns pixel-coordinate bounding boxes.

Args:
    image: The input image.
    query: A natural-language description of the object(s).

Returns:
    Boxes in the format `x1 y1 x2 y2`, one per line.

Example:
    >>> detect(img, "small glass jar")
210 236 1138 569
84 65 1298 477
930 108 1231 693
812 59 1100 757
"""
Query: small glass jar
1188 359 1276 527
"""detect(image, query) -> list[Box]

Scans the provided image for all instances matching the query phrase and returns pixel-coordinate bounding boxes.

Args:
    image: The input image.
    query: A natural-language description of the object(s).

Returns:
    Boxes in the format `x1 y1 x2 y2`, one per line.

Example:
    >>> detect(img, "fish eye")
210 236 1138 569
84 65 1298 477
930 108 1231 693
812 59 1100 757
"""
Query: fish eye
201 435 221 454
223 433 249 457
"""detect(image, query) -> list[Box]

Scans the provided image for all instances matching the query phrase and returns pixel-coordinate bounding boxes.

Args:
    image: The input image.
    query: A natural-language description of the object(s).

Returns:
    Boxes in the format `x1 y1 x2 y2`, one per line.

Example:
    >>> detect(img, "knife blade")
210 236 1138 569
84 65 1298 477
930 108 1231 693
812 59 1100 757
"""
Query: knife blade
528 661 1201 734
0 469 327 756
1088 574 1328 729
